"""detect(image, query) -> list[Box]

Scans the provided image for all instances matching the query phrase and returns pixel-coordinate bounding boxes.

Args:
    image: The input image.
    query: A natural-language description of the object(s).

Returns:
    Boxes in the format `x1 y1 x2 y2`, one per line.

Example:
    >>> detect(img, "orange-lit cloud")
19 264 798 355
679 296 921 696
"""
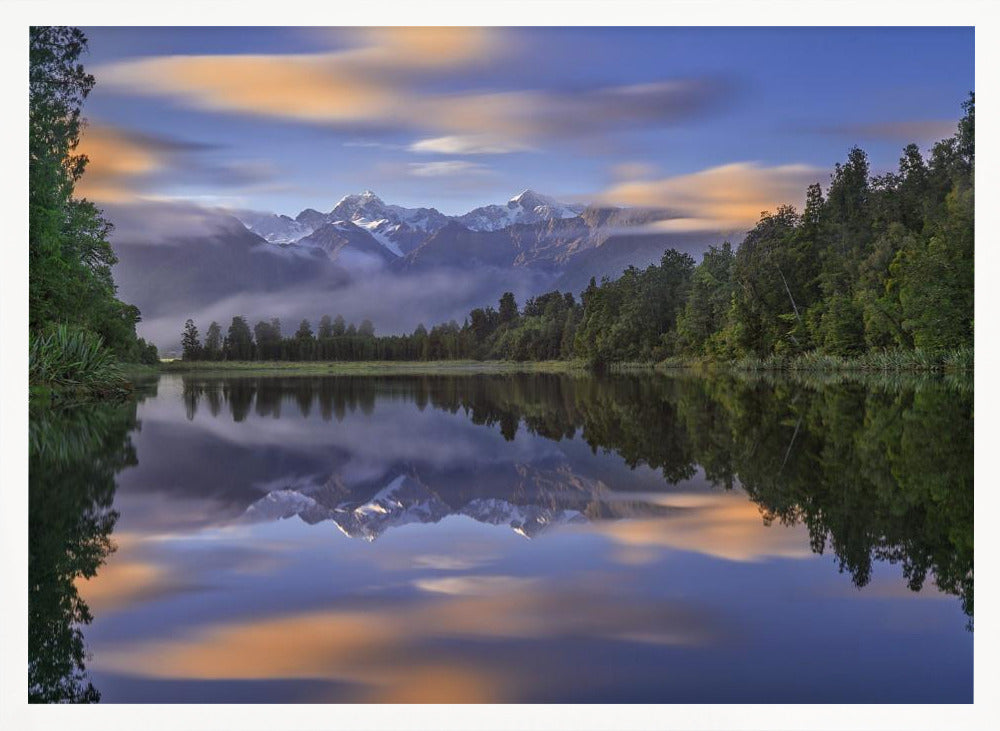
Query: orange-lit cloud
94 31 727 154
597 162 822 233
76 123 276 203
95 28 495 126
75 125 162 202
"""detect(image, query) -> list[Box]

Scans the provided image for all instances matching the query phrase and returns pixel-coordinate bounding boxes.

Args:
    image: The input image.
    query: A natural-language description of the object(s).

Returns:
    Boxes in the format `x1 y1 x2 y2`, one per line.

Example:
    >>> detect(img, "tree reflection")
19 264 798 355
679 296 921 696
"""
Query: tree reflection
29 397 141 702
180 371 973 622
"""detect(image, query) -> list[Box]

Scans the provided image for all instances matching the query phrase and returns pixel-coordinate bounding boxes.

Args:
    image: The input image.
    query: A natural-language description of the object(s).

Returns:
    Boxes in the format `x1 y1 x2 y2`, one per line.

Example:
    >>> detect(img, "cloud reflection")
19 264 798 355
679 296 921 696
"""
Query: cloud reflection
590 492 813 562
92 578 718 702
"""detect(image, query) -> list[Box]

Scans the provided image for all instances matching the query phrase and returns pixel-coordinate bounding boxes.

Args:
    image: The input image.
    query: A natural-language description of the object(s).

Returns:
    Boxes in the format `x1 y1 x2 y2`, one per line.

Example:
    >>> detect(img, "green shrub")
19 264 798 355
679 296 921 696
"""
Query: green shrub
29 325 128 396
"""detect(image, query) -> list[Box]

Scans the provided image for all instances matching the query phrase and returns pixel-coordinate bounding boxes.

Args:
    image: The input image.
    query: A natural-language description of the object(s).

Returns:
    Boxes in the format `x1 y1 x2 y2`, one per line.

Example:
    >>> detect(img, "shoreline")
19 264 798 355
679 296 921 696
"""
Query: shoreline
157 359 588 376
151 348 974 377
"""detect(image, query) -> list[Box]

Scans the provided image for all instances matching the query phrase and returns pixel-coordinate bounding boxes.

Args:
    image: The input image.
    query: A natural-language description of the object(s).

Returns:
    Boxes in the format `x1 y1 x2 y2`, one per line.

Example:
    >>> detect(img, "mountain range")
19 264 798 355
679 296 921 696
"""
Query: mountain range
235 189 717 285
110 190 730 349
239 189 583 249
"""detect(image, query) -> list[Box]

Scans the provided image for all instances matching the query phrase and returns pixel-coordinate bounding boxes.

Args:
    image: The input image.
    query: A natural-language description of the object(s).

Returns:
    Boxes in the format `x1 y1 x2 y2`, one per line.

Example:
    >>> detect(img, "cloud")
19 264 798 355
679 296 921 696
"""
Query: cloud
407 160 490 178
94 30 730 150
421 80 730 145
132 263 548 353
94 28 498 124
343 139 405 150
408 135 532 155
76 123 276 203
102 199 248 243
596 161 822 233
75 125 164 202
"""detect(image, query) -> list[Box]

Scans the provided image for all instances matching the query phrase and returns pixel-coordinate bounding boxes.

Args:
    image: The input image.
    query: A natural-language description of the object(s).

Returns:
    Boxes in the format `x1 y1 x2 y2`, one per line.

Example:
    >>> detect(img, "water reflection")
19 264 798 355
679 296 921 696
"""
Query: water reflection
176 373 974 620
28 386 151 702
30 371 973 703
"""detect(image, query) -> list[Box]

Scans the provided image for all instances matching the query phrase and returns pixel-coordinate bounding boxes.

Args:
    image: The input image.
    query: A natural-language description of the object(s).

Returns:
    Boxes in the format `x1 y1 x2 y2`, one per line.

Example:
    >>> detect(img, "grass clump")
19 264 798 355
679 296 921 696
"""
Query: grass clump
29 325 129 399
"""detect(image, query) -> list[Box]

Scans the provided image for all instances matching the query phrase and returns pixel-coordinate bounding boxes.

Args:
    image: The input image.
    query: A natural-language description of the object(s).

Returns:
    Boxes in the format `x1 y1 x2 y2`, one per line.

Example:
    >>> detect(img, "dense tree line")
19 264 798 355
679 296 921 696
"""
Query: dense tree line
29 27 156 368
180 95 972 366
179 289 583 362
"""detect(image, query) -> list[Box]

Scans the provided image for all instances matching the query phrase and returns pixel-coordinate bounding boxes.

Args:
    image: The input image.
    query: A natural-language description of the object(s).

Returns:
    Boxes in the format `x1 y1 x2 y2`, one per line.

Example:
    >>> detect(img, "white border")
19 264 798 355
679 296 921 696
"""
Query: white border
1 2 996 730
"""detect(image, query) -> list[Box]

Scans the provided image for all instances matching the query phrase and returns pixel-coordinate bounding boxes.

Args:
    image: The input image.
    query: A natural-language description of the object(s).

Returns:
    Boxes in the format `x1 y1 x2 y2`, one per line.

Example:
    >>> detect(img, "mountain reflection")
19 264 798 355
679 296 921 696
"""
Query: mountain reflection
179 372 973 620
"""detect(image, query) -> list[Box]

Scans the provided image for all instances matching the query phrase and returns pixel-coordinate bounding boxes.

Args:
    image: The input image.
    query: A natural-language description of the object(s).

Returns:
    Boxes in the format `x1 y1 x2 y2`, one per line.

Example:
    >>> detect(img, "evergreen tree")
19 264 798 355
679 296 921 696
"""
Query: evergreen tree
318 315 333 339
204 321 222 361
332 314 346 337
180 319 201 360
225 316 254 360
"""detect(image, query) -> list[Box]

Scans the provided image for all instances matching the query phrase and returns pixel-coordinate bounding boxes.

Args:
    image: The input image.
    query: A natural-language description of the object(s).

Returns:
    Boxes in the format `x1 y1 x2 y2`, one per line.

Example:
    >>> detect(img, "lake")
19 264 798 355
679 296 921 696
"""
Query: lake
29 370 973 703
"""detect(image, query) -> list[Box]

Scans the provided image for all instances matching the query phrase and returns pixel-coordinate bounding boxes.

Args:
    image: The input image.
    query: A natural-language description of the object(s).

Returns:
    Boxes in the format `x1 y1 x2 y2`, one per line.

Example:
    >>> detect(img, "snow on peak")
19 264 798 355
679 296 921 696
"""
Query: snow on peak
333 190 385 210
240 189 588 247
509 189 548 206
458 190 584 231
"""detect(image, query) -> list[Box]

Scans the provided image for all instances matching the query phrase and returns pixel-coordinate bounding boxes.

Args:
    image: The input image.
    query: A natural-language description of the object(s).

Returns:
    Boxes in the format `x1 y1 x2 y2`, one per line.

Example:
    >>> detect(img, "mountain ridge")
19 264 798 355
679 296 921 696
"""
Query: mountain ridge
235 189 722 276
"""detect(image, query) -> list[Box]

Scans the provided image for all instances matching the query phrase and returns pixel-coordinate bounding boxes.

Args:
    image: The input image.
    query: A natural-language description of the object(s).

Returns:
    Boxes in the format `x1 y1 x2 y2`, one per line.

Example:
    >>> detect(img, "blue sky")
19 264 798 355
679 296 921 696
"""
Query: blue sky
77 26 974 221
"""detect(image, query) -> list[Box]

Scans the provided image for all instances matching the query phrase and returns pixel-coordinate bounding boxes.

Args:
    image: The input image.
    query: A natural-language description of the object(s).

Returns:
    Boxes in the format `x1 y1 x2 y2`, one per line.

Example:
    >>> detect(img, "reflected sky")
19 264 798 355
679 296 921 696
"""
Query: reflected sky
72 373 972 703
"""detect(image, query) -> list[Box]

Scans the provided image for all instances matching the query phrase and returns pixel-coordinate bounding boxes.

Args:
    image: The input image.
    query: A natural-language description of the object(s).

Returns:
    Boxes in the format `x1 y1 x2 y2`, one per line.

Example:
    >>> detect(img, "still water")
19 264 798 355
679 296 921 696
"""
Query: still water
29 371 973 703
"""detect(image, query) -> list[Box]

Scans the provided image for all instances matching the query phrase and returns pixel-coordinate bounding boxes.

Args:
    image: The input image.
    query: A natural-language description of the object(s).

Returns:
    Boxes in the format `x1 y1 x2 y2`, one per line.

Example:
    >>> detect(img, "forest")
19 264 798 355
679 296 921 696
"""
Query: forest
29 28 156 398
180 94 973 370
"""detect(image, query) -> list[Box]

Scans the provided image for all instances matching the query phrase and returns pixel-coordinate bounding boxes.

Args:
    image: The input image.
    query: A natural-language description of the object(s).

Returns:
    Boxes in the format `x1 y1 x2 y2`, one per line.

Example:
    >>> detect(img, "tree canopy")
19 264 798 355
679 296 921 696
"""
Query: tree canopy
29 27 153 365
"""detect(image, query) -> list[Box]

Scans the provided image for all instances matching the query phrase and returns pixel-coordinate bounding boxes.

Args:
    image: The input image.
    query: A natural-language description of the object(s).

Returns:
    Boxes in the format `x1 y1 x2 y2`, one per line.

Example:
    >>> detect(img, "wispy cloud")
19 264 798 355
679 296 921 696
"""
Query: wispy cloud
597 161 822 233
409 135 532 155
77 123 276 203
94 28 498 125
342 139 405 150
94 30 730 151
407 160 490 178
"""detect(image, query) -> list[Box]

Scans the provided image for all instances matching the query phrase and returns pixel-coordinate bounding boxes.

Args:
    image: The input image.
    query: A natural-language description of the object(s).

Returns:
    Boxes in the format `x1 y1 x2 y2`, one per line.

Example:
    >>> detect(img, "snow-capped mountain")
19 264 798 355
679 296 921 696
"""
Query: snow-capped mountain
328 191 452 257
234 188 715 288
296 219 398 266
458 190 585 232
236 210 313 244
237 189 586 257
